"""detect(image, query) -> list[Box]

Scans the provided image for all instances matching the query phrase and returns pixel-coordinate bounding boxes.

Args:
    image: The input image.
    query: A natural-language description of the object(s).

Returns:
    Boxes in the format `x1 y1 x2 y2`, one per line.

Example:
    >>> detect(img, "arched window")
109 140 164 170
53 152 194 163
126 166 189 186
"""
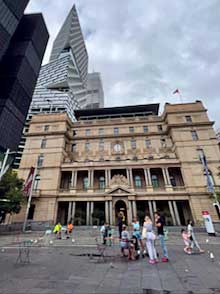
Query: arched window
99 176 105 190
151 175 159 188
33 175 40 191
134 175 142 188
83 177 89 190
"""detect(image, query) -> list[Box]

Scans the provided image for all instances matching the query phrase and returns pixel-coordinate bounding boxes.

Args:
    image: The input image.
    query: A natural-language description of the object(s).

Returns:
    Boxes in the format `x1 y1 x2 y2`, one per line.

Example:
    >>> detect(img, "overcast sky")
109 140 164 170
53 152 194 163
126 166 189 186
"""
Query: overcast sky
26 0 220 126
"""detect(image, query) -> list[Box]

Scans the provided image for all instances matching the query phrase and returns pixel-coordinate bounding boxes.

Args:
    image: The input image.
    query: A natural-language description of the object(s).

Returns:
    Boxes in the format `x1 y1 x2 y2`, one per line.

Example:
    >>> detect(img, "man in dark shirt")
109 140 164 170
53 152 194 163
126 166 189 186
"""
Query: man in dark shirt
154 212 169 262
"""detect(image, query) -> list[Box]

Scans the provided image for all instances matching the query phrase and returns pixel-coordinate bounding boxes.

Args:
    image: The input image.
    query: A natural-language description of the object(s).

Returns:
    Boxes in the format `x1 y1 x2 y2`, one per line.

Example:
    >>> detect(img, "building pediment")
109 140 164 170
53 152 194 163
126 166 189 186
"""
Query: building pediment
106 186 135 195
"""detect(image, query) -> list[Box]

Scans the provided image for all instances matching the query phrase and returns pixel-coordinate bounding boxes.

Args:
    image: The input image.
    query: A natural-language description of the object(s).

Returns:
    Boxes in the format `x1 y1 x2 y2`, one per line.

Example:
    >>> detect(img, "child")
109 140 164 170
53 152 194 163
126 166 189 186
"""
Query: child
120 225 135 260
132 217 146 257
181 229 192 254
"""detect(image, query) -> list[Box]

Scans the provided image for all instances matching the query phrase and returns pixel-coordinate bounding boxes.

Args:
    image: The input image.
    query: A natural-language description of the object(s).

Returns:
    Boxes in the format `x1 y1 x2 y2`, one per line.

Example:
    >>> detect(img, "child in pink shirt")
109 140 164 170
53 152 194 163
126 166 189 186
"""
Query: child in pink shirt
181 229 192 254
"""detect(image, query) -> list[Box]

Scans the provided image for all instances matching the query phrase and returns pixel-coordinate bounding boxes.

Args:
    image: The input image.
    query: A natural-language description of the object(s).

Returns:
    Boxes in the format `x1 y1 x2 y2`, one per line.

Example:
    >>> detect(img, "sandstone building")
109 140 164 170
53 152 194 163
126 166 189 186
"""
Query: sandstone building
15 101 220 226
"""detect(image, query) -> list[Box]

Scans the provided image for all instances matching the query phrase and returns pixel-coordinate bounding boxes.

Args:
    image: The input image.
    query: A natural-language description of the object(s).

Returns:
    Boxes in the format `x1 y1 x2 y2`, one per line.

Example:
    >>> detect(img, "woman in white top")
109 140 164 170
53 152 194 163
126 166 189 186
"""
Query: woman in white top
142 215 158 264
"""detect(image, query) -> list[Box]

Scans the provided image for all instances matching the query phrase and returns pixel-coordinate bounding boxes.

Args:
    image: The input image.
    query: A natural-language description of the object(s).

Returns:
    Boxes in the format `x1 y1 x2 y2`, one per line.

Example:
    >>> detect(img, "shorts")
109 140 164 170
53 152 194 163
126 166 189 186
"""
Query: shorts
120 241 130 249
133 231 142 240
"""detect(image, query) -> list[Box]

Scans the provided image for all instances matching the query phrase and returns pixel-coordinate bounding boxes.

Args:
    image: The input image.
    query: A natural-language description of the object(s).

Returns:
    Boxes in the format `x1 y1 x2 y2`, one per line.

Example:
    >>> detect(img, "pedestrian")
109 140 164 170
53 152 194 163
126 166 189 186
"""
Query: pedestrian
53 222 62 239
120 224 135 260
118 212 123 239
142 215 158 264
181 228 192 254
67 222 73 234
154 211 169 262
100 222 106 244
132 217 146 256
187 220 204 253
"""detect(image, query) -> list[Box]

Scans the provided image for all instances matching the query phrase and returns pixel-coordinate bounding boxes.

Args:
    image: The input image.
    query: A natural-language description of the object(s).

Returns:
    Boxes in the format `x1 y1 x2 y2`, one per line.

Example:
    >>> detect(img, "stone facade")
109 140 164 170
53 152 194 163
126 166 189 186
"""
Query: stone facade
14 101 220 226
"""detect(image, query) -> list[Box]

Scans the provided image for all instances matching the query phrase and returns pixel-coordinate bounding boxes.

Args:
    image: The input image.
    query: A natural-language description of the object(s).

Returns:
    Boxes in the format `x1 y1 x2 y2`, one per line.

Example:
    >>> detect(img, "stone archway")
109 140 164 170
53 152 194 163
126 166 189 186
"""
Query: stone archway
115 199 127 225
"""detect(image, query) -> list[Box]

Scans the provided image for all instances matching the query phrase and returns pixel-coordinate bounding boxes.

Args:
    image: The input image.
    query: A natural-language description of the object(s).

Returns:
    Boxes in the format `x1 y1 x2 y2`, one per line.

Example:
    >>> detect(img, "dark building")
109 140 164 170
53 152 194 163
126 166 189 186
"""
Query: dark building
0 2 49 152
0 0 29 60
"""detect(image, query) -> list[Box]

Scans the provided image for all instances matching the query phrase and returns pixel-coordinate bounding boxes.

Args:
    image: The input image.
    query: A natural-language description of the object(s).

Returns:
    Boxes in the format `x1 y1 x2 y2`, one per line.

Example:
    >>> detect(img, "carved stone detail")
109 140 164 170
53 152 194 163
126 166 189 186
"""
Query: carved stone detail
110 174 129 187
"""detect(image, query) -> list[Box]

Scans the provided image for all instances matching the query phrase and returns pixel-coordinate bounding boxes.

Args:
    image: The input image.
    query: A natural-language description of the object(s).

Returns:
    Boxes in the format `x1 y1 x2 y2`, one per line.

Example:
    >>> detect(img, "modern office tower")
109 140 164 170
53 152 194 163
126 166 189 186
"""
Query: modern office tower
85 72 104 109
29 4 90 121
0 0 29 60
0 2 49 153
13 4 105 168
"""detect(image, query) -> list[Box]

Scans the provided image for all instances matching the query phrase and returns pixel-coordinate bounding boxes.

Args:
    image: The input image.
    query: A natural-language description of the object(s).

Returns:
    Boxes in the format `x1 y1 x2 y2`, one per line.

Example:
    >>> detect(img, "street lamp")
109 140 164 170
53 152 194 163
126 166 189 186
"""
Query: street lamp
0 149 16 181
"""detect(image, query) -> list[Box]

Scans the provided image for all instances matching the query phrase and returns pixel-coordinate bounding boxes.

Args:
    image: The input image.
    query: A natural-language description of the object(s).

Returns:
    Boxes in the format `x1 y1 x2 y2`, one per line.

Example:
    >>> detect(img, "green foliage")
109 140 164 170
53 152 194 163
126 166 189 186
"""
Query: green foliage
0 169 24 215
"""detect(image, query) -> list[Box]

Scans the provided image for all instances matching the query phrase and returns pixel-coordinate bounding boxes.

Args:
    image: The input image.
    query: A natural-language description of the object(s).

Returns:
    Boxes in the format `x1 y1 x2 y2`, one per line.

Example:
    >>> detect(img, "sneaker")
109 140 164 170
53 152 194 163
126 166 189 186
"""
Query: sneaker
149 259 156 264
162 257 169 262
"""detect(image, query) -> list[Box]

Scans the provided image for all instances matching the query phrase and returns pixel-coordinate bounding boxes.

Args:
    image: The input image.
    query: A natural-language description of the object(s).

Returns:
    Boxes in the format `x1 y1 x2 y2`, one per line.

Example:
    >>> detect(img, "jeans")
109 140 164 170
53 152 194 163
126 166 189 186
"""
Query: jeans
146 239 157 260
158 234 168 258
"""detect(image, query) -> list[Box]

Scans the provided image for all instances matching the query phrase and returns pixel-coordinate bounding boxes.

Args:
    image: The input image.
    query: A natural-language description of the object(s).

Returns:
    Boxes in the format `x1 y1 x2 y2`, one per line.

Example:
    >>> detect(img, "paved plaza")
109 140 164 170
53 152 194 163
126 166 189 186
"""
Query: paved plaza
0 229 220 293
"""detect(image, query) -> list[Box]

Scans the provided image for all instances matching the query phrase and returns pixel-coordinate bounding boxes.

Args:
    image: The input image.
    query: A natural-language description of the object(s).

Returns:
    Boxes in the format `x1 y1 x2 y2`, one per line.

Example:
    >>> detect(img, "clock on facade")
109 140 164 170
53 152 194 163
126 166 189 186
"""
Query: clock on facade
114 143 122 153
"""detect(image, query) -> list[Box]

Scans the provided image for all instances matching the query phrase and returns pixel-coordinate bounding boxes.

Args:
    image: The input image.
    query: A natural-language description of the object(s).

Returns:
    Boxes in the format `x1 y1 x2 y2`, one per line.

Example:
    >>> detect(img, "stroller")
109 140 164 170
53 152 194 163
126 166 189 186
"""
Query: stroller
130 234 141 260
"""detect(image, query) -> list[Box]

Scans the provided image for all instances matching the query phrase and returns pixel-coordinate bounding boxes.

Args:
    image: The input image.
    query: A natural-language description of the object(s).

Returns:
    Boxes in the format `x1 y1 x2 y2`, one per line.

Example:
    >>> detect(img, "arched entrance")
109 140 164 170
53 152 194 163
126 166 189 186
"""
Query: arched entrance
115 200 127 225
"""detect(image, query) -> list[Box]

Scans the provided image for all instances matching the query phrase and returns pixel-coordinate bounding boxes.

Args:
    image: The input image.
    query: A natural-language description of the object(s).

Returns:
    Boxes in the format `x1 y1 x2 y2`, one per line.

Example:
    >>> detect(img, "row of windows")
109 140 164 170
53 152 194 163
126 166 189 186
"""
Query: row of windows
39 130 198 152
72 138 154 152
84 125 162 136
79 116 193 137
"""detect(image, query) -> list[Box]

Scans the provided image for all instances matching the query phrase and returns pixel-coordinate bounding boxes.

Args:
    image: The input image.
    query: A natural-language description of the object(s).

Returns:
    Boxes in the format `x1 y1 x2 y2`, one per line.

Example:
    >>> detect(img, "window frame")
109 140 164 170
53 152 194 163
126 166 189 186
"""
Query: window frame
114 127 119 135
145 139 151 148
185 115 192 123
131 138 136 149
41 138 47 149
191 130 198 141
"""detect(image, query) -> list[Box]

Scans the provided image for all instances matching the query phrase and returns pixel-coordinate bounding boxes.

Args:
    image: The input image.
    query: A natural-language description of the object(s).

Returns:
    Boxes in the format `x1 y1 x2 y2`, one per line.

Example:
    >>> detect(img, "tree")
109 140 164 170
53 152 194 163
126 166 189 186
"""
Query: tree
0 169 24 222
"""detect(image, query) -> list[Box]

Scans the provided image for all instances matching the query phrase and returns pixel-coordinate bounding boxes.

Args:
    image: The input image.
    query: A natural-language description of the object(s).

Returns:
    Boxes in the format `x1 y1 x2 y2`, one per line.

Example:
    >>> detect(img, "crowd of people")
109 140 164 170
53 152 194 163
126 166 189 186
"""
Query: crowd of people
117 211 204 264
52 211 204 264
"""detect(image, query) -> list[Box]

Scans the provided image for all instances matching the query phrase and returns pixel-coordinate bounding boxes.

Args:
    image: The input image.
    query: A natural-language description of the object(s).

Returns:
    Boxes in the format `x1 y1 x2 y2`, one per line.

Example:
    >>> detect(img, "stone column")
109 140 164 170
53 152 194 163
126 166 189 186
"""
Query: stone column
126 169 130 187
105 201 109 223
132 200 137 219
90 170 94 189
173 201 181 225
71 171 75 187
147 168 152 186
105 170 109 188
109 201 113 225
128 201 133 225
162 168 168 185
165 168 172 186
67 202 72 222
148 200 154 221
168 201 177 225
71 202 76 222
86 202 90 225
88 170 91 188
74 171 77 188
152 200 157 212
129 169 134 188
108 170 111 187
144 169 149 186
90 201 94 225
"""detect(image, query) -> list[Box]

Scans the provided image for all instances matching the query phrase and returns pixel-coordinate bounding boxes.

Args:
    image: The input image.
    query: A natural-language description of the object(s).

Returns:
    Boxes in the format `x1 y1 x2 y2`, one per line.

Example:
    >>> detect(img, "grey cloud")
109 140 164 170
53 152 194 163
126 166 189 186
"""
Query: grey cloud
26 0 220 126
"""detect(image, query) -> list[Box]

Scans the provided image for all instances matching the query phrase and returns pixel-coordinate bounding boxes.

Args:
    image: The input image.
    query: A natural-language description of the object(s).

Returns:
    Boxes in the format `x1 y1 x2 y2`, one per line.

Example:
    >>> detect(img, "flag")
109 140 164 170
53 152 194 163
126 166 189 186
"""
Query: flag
23 167 35 196
199 152 214 193
173 89 180 95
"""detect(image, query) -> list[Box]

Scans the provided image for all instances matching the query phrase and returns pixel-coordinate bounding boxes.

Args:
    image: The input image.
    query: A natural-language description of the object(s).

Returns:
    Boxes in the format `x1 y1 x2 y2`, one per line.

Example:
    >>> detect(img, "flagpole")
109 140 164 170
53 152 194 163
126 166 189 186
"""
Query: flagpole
179 93 183 103
22 167 37 232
